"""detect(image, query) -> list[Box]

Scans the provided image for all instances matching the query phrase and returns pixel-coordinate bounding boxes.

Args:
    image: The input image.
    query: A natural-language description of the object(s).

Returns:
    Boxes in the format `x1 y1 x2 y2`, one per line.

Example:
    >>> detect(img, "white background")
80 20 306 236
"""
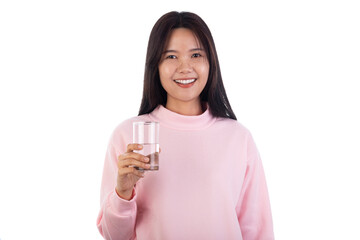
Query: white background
1 0 359 239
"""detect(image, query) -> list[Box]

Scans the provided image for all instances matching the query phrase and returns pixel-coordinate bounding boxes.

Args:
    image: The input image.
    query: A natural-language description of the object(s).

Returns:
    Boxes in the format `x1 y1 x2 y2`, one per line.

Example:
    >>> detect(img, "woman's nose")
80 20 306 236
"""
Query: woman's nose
177 59 193 73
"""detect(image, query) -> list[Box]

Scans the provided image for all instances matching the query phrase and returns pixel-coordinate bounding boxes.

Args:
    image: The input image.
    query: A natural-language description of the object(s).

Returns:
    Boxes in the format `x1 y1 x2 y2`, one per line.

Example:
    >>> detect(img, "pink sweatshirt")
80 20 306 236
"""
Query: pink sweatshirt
97 105 274 240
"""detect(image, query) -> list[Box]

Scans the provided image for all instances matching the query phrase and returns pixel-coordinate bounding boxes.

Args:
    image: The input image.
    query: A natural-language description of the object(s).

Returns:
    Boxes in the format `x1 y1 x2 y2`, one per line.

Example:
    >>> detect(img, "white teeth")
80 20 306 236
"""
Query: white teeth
174 79 196 84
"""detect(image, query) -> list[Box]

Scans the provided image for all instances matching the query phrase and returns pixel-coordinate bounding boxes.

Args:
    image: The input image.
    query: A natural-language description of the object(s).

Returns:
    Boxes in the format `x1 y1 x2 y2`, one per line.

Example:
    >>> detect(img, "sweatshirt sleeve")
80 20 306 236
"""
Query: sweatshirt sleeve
236 132 274 240
96 135 137 240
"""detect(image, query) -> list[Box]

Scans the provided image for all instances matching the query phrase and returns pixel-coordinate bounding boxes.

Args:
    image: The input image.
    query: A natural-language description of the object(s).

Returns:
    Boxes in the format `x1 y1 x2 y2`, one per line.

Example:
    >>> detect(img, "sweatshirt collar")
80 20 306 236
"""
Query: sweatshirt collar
149 104 216 131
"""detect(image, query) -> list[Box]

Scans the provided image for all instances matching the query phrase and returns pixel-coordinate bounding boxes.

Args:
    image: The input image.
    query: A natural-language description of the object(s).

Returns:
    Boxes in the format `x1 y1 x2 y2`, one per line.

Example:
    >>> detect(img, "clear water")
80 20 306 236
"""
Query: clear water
134 143 159 171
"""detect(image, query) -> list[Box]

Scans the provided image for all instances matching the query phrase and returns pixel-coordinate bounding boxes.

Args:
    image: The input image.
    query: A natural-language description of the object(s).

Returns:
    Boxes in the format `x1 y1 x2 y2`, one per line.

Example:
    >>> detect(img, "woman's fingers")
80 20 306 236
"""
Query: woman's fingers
117 143 161 176
126 143 143 153
118 166 145 178
118 151 149 162
118 158 151 170
118 146 151 171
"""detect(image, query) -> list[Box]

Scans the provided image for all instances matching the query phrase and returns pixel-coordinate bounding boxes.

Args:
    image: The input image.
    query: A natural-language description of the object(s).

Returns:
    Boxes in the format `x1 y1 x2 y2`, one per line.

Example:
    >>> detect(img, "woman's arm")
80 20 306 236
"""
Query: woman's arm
96 141 137 240
236 133 274 240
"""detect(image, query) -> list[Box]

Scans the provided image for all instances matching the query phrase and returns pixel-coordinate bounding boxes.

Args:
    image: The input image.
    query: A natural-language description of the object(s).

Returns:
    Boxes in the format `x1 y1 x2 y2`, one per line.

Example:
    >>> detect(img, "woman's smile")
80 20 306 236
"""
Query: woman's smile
173 78 197 87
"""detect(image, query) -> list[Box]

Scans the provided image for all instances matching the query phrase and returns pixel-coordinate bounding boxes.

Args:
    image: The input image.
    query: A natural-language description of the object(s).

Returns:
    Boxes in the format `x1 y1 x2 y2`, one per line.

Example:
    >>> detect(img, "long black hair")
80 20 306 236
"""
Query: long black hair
138 11 237 120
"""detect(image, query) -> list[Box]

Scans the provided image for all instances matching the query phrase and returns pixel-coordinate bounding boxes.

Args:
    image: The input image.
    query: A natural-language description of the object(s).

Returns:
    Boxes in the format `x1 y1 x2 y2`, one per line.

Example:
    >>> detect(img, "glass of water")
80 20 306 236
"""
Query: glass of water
133 121 160 171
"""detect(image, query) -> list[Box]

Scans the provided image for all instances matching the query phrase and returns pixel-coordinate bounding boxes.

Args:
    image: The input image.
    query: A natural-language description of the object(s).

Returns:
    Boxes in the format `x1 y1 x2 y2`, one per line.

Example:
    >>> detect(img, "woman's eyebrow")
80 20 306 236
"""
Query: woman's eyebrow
163 49 177 54
189 48 204 52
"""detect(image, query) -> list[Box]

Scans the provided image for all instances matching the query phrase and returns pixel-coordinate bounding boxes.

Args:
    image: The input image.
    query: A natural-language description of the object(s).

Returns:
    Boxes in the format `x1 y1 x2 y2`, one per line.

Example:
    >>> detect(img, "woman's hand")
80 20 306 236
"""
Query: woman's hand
115 144 150 200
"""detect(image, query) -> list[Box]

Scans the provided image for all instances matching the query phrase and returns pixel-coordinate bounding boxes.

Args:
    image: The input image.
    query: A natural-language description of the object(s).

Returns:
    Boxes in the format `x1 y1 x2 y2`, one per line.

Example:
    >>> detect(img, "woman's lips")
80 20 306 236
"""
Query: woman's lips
173 78 197 88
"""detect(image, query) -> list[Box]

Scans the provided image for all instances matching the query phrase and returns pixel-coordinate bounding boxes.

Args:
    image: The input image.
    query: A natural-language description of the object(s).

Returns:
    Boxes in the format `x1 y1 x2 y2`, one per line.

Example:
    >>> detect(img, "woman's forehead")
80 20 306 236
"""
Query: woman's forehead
165 28 203 50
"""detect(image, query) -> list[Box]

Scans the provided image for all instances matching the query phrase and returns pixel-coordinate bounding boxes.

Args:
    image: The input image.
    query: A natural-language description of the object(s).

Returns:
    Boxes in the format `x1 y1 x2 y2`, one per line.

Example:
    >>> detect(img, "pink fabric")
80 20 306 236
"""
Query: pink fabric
97 105 274 240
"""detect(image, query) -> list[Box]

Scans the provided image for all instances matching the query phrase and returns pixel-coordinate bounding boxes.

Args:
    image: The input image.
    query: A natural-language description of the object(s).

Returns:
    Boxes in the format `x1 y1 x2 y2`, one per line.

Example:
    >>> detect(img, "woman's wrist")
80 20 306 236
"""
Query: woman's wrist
115 187 134 200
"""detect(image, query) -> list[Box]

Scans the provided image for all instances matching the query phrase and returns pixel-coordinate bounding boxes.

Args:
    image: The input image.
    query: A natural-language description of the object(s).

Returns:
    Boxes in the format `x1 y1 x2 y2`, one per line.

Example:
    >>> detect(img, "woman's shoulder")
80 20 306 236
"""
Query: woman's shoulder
214 117 258 148
215 117 251 135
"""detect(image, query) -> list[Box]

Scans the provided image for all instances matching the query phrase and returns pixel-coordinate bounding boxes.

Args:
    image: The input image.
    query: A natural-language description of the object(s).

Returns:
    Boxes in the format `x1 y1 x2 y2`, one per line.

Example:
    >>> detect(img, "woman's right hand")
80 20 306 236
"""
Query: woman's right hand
115 144 150 200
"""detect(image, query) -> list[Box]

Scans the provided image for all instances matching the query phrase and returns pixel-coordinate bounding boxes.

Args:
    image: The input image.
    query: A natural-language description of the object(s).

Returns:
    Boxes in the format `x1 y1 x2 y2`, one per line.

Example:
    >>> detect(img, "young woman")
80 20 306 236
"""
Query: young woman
97 11 274 240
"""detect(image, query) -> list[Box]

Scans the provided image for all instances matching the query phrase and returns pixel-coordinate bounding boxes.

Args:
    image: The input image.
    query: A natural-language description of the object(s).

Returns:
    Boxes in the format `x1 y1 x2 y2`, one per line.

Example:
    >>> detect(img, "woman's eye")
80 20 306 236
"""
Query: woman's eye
192 53 201 58
166 55 176 59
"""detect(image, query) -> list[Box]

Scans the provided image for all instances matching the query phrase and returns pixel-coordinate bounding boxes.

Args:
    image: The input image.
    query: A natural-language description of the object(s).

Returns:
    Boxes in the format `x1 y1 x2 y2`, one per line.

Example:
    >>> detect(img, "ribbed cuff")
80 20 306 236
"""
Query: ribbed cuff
109 188 137 216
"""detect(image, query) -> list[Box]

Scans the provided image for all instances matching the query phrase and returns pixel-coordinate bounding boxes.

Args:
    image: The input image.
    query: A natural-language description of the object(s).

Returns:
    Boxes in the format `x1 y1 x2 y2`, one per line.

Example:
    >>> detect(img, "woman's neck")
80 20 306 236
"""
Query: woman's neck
165 99 205 116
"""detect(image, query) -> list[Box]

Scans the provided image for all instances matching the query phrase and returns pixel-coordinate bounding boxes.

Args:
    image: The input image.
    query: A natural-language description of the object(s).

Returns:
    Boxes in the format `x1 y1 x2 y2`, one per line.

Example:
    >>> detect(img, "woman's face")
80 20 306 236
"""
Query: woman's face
158 28 209 108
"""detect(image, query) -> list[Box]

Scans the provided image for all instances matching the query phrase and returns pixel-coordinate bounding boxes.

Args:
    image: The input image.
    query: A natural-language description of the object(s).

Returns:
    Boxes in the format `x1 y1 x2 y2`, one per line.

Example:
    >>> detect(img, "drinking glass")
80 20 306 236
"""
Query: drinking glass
133 121 160 171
